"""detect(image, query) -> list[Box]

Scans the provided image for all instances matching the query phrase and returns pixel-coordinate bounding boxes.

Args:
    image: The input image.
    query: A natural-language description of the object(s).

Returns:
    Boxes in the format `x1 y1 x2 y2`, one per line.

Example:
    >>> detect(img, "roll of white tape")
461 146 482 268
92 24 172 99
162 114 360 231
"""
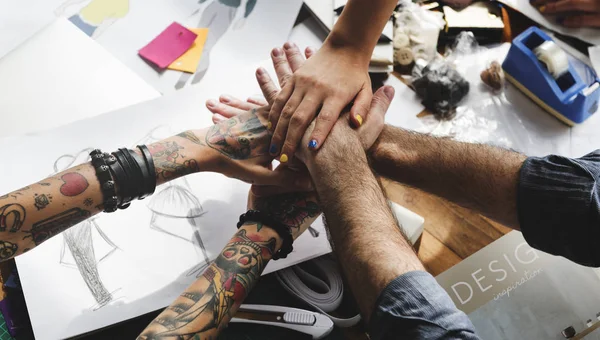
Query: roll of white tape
534 41 569 79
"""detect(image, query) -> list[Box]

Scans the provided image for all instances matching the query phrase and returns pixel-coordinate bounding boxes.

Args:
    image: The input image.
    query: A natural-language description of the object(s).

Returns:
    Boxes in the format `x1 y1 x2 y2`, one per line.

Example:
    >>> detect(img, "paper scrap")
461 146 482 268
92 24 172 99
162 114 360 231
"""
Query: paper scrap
168 28 209 74
589 46 600 76
139 22 197 69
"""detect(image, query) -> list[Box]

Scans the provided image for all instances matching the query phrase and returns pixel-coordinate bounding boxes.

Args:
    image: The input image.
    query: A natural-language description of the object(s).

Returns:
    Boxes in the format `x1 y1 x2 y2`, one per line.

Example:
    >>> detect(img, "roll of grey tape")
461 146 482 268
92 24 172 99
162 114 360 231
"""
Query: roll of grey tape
534 41 569 79
275 256 361 328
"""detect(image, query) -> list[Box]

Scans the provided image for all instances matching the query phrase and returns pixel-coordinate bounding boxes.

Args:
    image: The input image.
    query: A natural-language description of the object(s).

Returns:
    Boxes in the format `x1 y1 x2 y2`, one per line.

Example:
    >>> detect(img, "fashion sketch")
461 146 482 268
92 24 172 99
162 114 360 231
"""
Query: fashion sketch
175 0 258 89
138 126 211 277
54 149 119 309
55 0 130 39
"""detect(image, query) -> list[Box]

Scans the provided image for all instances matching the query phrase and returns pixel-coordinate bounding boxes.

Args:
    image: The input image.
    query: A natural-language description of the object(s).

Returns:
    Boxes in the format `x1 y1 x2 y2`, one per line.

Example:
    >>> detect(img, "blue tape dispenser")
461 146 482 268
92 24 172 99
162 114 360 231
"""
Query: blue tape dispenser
502 27 600 125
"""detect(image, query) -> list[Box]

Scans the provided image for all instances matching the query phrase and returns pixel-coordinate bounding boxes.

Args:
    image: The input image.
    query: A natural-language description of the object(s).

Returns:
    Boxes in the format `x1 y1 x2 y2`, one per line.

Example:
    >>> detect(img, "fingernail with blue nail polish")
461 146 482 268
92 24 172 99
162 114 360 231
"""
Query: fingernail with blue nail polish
308 139 318 149
270 144 278 154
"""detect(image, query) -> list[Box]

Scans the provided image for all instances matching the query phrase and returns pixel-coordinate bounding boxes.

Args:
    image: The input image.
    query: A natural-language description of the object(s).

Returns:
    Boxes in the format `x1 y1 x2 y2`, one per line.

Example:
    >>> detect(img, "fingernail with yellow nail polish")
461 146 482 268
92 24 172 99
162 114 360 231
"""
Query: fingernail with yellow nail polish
280 154 288 163
356 115 363 127
267 121 272 130
538 5 546 12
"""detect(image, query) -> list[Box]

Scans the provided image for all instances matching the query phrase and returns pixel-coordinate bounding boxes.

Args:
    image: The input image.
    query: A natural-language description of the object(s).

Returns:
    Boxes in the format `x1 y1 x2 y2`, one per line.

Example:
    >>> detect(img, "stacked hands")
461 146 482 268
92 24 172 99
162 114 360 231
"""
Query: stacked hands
138 43 395 339
533 0 600 28
204 42 393 199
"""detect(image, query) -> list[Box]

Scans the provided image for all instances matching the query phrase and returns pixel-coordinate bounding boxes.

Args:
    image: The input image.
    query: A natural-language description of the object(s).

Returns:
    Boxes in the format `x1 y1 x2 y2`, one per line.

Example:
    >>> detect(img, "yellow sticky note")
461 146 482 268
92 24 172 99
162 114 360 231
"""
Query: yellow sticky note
168 28 209 73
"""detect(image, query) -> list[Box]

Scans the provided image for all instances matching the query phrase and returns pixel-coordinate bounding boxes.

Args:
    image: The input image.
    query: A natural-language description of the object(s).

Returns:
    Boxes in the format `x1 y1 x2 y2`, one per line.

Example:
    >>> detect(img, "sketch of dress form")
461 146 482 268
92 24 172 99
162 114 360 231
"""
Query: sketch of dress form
54 150 119 309
175 0 258 89
147 180 210 276
55 0 130 38
138 126 211 276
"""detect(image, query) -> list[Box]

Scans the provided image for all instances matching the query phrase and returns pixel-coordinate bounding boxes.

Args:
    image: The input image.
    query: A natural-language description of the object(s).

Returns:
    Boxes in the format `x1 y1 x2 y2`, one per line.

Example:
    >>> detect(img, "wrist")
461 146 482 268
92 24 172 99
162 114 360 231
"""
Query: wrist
175 129 222 173
369 126 413 173
309 137 368 195
323 32 372 66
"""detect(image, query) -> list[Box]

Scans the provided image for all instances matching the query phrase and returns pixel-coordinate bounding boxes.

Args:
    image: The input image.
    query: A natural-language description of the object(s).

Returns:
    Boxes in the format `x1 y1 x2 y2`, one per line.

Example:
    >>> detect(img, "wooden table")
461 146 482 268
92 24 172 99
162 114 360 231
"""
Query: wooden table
383 179 511 276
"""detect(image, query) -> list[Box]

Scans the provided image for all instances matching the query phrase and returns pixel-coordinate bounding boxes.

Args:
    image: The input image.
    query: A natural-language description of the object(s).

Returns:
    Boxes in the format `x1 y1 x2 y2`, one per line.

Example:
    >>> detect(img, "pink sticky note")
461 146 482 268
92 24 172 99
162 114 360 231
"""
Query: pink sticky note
139 22 197 69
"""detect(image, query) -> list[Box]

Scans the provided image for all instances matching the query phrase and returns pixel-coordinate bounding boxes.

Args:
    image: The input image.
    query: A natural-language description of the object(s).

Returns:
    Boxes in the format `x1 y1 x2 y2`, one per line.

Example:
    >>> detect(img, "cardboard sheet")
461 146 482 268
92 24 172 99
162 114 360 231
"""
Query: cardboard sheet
7 72 332 339
497 0 600 45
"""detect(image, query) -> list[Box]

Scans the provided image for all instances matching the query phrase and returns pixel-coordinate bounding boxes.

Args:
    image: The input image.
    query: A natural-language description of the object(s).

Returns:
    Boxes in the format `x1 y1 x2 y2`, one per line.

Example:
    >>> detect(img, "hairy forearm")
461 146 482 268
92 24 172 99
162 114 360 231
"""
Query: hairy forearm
370 126 526 229
309 137 423 323
326 0 397 60
0 133 212 260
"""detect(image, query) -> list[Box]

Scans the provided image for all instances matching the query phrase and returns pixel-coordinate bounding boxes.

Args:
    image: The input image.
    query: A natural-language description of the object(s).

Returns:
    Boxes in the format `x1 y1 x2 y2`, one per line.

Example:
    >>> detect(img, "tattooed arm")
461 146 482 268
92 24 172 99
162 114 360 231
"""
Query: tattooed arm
138 191 320 339
0 107 307 260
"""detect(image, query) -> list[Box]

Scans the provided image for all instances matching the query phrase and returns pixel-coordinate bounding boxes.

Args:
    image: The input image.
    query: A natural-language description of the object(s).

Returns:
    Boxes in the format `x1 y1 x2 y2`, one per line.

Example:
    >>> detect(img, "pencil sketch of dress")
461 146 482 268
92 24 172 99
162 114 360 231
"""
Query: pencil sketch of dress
54 149 119 309
175 0 258 89
138 126 211 276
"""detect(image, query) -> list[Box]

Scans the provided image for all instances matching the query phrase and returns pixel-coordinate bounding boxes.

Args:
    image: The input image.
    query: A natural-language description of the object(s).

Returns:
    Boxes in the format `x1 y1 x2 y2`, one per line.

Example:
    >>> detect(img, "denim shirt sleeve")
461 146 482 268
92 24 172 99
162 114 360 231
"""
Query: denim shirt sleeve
368 271 480 340
518 151 600 267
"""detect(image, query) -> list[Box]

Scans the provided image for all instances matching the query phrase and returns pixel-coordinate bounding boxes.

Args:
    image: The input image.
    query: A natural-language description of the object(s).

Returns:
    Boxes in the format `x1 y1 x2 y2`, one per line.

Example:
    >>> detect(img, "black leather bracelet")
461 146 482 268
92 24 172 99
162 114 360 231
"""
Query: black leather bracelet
89 149 119 213
137 145 156 196
104 154 131 209
237 210 293 260
127 150 150 200
120 148 145 200
112 150 136 207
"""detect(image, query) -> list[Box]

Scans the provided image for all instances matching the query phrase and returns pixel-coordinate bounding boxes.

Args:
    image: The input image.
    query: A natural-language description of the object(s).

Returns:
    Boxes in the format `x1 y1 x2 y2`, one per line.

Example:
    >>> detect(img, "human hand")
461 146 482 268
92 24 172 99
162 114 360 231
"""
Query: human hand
295 86 393 170
205 46 316 123
179 107 311 191
533 0 600 27
205 43 393 195
247 190 320 240
267 42 372 164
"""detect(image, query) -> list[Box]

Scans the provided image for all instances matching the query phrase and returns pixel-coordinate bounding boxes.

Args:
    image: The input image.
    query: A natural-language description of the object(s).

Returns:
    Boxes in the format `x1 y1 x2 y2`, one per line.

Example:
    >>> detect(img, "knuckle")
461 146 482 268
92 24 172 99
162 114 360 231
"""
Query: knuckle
266 89 278 100
318 111 337 123
282 105 296 118
290 114 306 126
272 98 286 111
273 57 287 67
279 74 292 86
283 140 297 153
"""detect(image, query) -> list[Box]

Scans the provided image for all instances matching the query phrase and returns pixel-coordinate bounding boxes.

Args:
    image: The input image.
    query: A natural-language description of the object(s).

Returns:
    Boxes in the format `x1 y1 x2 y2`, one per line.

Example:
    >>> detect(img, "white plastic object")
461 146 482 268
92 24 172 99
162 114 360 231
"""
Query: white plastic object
232 304 334 339
388 200 425 246
534 41 570 79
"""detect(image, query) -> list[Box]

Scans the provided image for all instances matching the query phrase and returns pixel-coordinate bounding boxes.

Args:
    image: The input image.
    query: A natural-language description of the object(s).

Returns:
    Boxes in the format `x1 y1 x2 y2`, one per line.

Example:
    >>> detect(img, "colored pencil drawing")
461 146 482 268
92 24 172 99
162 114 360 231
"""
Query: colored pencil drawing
55 0 130 38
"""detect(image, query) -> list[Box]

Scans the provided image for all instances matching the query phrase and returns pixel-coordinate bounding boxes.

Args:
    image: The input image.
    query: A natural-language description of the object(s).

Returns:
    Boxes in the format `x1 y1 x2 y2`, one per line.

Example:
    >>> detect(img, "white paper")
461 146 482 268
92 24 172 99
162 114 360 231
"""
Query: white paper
288 16 327 51
0 18 160 139
497 0 600 45
589 45 600 76
0 0 302 94
303 0 335 32
382 76 426 130
6 73 331 340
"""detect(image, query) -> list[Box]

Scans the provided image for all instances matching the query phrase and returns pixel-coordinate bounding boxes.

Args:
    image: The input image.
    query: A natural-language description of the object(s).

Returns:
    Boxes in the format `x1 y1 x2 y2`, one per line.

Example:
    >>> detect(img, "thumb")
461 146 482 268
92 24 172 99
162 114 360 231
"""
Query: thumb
349 86 373 128
369 85 394 120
